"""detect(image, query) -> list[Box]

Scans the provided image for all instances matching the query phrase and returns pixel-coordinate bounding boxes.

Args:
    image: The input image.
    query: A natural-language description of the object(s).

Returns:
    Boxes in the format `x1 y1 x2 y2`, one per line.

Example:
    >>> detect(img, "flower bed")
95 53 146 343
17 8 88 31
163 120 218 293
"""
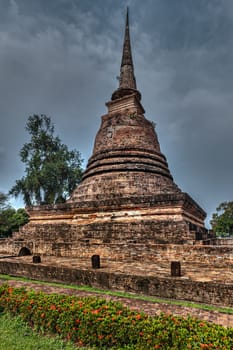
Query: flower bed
0 284 233 349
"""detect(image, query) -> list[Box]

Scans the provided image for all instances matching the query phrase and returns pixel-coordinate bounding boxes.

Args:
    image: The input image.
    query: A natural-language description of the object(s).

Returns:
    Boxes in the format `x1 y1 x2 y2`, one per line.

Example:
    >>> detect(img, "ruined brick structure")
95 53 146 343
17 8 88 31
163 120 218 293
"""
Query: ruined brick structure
3 10 233 310
3 10 207 258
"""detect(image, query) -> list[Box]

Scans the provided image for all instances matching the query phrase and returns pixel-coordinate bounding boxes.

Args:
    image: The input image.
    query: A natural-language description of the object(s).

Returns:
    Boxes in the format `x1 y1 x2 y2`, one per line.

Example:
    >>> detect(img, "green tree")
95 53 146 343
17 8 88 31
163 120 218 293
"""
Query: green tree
211 201 233 237
0 192 28 237
0 192 9 210
9 115 83 206
0 208 29 237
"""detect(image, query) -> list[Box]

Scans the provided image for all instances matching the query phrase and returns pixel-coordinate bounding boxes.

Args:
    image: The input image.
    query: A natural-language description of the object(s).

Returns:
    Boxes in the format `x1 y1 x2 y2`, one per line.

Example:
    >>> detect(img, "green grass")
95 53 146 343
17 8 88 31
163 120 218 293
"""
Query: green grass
0 273 233 315
0 312 81 350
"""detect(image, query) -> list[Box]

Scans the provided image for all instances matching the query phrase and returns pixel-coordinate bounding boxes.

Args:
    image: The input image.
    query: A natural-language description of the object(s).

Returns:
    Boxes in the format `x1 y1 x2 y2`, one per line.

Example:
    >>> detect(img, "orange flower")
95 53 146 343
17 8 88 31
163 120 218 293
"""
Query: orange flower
91 309 99 314
136 314 141 320
50 304 56 310
8 287 13 294
98 335 104 340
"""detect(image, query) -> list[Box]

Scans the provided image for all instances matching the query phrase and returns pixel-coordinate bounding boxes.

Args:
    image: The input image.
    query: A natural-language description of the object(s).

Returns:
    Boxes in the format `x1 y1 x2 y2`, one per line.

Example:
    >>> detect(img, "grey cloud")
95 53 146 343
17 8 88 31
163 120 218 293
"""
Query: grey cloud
0 0 233 227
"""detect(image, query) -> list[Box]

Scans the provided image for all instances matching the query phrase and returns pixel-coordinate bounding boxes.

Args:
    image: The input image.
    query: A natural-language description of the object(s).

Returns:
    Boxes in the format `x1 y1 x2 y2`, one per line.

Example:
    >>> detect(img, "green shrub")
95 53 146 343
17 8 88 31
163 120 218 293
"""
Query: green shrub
0 284 233 349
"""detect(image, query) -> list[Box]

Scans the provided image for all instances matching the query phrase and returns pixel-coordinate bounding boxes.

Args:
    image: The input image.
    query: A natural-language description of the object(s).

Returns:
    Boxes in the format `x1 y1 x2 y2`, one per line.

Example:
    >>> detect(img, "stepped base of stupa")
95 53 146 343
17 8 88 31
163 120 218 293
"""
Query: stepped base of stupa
0 191 206 259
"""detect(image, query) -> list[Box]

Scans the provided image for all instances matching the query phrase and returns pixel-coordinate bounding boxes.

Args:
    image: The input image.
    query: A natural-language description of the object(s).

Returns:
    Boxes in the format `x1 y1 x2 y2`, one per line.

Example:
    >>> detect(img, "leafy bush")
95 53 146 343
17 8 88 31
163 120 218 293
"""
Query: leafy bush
0 207 29 237
0 284 233 349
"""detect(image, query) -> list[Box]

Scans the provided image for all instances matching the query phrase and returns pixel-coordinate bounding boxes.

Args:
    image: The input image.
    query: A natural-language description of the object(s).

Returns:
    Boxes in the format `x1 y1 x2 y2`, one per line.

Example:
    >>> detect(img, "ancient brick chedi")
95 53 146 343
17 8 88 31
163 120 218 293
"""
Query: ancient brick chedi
7 10 207 257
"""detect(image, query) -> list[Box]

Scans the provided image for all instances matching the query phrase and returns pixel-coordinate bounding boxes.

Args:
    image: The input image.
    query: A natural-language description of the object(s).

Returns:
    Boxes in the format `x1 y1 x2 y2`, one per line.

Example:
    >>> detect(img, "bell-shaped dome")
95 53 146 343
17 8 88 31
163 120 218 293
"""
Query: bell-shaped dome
70 107 181 203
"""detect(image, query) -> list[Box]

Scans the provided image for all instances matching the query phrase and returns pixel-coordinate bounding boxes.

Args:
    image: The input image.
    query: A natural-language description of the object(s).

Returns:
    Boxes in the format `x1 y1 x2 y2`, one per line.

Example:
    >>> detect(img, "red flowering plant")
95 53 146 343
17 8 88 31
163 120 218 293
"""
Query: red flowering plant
0 284 233 349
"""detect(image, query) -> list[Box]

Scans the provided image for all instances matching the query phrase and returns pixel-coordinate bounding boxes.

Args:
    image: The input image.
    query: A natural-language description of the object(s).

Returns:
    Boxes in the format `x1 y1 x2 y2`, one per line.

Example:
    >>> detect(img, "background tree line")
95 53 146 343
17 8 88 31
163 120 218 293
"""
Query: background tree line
210 201 233 237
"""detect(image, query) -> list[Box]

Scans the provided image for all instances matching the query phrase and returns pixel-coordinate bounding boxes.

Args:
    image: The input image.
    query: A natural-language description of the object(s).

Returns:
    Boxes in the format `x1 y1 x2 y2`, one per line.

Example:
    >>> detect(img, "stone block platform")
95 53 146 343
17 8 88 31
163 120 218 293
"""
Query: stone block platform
0 255 233 308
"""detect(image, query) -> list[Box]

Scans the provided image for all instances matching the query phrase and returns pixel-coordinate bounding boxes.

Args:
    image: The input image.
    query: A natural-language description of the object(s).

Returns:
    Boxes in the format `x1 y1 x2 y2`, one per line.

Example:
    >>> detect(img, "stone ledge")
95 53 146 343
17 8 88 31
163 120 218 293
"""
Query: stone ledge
28 192 206 216
0 259 232 307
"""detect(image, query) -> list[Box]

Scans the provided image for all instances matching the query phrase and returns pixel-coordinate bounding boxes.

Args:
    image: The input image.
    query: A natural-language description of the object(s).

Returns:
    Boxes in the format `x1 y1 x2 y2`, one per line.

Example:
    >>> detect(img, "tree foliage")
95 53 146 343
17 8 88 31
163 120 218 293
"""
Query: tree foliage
0 192 29 237
0 208 29 238
9 115 83 206
0 192 9 210
211 201 233 237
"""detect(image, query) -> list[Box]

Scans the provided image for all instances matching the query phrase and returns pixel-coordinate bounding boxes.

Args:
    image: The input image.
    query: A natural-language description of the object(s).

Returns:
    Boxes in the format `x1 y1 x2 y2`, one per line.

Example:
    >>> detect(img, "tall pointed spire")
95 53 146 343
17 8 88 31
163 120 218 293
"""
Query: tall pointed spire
119 7 136 89
111 8 141 101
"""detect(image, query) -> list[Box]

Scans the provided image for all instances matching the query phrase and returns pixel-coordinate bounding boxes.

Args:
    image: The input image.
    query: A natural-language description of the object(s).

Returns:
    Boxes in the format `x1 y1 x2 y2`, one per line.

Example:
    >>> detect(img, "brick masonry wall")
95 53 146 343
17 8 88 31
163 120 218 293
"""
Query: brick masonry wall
14 192 206 258
0 239 14 255
0 260 232 307
212 238 233 245
92 113 161 155
8 220 233 266
9 219 192 256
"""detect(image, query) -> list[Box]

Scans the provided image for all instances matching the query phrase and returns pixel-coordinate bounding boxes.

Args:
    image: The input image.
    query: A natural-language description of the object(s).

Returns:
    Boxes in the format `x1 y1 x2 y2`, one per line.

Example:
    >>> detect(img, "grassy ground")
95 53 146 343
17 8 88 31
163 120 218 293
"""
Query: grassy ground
0 312 84 350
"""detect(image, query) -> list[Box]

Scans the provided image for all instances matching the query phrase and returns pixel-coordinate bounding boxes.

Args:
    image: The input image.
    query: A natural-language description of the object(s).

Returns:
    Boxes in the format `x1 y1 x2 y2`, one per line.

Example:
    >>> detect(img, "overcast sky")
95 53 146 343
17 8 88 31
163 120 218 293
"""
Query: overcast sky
1 0 233 227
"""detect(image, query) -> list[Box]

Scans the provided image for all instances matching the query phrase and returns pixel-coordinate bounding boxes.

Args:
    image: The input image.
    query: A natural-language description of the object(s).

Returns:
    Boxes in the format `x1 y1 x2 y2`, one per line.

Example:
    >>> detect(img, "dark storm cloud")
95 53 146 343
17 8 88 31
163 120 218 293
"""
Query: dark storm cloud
0 0 125 197
131 0 233 224
0 0 233 226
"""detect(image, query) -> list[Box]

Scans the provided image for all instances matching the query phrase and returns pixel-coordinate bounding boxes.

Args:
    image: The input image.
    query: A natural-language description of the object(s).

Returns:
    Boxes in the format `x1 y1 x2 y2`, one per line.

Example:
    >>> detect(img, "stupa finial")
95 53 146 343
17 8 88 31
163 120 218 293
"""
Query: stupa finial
119 7 135 87
111 8 141 101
